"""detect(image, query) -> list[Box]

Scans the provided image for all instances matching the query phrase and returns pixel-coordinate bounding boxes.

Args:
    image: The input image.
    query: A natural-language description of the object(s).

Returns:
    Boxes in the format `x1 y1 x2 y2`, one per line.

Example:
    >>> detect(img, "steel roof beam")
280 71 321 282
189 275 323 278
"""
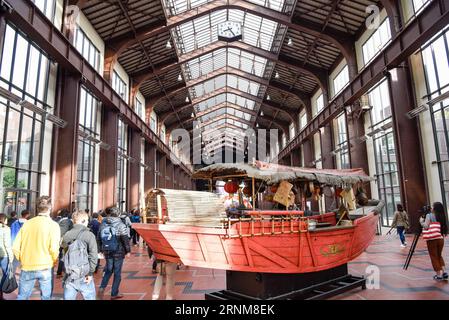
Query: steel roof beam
160 87 296 124
131 41 328 94
105 0 350 86
147 66 310 108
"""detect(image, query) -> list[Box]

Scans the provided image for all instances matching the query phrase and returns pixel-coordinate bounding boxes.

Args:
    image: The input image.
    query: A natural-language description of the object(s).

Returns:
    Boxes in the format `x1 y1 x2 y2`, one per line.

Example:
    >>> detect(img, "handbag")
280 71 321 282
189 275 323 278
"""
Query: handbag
1 261 18 293
1 228 18 293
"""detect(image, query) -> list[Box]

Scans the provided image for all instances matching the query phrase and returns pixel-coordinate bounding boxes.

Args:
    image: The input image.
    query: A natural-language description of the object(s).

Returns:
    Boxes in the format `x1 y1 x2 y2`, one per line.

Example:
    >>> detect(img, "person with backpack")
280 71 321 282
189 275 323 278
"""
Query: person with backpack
97 206 131 300
392 204 410 248
0 213 14 300
129 209 141 246
119 210 132 239
420 202 449 281
13 196 60 300
61 210 98 300
10 210 30 275
56 209 73 277
88 213 101 273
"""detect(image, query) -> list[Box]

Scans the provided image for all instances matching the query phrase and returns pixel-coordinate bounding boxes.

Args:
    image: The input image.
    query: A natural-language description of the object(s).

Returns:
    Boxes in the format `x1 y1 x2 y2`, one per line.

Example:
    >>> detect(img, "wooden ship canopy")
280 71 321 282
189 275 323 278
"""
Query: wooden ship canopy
145 188 227 227
193 161 374 185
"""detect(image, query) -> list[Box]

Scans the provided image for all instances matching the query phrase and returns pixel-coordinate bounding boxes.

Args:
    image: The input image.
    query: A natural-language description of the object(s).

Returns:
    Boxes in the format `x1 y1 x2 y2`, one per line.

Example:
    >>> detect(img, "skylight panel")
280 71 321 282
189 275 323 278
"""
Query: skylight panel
246 0 286 12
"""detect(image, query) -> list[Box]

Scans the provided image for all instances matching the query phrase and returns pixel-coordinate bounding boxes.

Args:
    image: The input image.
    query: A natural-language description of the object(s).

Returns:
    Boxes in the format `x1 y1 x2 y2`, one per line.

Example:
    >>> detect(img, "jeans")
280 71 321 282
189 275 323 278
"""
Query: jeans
12 258 20 275
100 257 124 297
0 256 9 292
63 278 96 300
397 226 406 244
17 268 53 300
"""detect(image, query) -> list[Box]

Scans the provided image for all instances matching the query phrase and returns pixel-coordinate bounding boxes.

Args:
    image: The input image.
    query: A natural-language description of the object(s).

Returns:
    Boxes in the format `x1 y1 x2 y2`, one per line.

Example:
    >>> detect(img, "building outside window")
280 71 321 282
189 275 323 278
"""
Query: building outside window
160 125 166 143
333 113 350 169
282 133 287 148
0 24 55 215
77 87 100 211
421 27 449 212
112 71 128 102
368 79 401 227
117 119 128 212
333 65 349 96
362 19 391 65
74 27 101 73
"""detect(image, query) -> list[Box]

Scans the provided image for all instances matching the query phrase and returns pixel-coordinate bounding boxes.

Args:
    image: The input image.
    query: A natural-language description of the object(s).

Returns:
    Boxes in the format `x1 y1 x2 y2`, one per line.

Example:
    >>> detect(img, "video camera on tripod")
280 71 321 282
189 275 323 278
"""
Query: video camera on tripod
403 205 431 270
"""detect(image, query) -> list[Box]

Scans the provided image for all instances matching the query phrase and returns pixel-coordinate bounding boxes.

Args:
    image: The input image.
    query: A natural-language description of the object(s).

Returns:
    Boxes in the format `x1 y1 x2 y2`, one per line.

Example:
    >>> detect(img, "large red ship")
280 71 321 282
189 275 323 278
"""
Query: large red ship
133 161 383 275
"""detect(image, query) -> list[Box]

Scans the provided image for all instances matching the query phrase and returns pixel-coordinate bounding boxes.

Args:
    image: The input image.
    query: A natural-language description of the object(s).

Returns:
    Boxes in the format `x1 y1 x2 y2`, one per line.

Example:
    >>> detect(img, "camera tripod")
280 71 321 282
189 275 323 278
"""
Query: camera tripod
403 228 422 270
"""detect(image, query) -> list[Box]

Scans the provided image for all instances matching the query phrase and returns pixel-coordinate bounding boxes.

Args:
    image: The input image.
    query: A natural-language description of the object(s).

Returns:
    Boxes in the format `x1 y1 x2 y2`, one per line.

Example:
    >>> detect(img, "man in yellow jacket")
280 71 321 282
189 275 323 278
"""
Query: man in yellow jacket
13 196 60 300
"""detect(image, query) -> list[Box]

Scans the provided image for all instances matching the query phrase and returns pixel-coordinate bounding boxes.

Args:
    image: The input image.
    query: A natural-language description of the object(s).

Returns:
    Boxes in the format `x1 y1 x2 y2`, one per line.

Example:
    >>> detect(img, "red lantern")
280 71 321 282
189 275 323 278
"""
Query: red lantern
243 186 252 196
270 185 278 193
224 181 239 194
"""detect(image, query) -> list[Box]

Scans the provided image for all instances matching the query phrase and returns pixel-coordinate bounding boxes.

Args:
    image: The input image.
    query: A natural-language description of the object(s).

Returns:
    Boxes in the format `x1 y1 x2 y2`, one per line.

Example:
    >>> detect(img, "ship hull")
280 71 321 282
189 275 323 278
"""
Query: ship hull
133 212 378 274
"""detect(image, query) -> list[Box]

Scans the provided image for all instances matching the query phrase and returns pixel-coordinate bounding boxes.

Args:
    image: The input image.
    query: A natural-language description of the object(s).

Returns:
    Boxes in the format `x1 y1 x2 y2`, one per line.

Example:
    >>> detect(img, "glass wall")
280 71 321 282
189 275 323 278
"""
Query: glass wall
421 27 449 211
117 119 128 212
0 24 55 215
362 18 391 65
333 113 350 169
368 79 401 227
112 71 128 102
333 65 349 96
77 87 101 211
74 27 101 73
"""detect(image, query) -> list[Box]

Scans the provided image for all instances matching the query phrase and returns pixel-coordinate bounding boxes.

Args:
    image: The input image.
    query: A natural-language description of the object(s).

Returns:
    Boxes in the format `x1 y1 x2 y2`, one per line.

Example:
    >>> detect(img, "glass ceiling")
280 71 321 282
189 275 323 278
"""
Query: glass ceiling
163 0 288 150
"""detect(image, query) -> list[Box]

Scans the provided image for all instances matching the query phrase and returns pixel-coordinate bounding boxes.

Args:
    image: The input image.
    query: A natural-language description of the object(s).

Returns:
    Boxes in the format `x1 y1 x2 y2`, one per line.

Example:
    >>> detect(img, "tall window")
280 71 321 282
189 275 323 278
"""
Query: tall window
362 19 391 65
421 28 449 212
289 123 295 141
117 119 128 212
74 28 101 72
112 71 128 102
333 65 349 96
316 94 324 115
33 0 56 23
368 80 401 227
0 24 55 214
135 97 144 120
282 133 287 148
160 125 166 143
150 112 157 132
77 87 100 211
412 0 431 14
299 110 307 130
334 113 350 169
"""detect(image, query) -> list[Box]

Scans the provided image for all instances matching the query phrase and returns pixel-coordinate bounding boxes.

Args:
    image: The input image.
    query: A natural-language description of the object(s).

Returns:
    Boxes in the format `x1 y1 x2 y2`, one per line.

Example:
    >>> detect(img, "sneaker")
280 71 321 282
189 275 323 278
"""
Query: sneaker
400 244 407 248
443 273 448 280
111 294 124 300
434 275 444 281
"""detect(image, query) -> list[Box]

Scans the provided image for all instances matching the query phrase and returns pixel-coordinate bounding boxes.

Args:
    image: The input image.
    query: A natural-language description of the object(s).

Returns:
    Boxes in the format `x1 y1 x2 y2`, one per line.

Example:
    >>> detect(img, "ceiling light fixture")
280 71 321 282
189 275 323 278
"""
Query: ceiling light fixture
178 74 183 82
267 95 271 101
260 111 264 116
275 72 280 79
287 38 293 46
185 96 189 103
166 40 172 49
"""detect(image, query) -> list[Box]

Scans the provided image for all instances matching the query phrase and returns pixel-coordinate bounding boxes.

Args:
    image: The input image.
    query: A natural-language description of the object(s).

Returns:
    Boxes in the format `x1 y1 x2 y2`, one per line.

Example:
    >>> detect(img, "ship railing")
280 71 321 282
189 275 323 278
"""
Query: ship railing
221 215 310 239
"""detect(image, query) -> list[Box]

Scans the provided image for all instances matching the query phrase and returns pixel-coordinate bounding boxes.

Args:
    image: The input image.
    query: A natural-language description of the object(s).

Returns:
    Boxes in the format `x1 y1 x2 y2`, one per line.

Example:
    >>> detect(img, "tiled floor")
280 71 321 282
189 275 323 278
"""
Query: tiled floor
3 233 449 300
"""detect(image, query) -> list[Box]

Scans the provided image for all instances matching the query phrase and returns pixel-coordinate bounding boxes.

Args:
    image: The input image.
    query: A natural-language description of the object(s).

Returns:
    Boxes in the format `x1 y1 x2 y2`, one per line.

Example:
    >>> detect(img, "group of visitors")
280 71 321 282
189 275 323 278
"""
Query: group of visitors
0 196 144 300
392 202 449 282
